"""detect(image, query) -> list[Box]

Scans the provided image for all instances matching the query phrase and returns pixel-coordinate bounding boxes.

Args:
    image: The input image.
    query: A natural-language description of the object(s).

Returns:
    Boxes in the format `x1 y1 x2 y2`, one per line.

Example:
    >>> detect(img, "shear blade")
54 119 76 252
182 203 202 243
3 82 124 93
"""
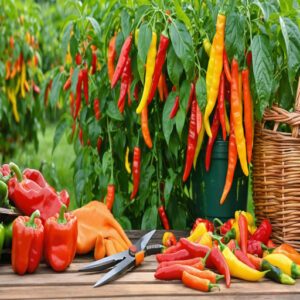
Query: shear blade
135 229 156 252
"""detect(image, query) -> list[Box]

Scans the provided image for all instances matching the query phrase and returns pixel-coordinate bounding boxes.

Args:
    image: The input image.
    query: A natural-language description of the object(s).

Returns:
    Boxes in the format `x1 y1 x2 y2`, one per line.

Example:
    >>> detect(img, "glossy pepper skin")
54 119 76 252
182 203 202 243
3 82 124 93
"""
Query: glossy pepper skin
183 100 198 181
8 170 70 223
218 72 227 140
136 32 157 113
158 257 202 269
231 58 248 176
94 98 101 120
106 184 115 211
250 219 272 245
162 232 177 248
130 147 141 199
107 34 117 84
169 92 179 119
238 213 248 254
111 35 132 88
192 218 214 233
234 248 256 269
44 205 78 272
204 14 226 137
141 105 153 148
158 205 170 230
182 271 219 292
147 33 169 105
273 244 300 265
12 210 44 275
223 49 232 83
156 249 191 263
205 108 220 171
118 58 131 113
0 180 9 208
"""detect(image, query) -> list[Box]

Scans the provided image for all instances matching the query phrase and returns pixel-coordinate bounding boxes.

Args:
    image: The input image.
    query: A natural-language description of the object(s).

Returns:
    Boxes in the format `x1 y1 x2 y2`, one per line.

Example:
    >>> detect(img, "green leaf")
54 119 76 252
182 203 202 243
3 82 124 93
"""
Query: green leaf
61 22 73 61
278 69 293 110
102 151 112 174
141 206 157 230
179 80 190 111
254 0 279 21
167 46 183 86
121 10 131 38
71 67 80 94
52 116 70 154
49 73 63 108
164 169 176 208
69 35 78 59
137 55 145 84
117 216 132 230
169 20 194 80
251 35 274 120
112 193 125 217
138 23 152 64
173 0 192 32
225 12 246 64
87 16 101 35
175 108 186 140
195 76 207 113
106 101 124 121
162 92 176 144
279 17 300 90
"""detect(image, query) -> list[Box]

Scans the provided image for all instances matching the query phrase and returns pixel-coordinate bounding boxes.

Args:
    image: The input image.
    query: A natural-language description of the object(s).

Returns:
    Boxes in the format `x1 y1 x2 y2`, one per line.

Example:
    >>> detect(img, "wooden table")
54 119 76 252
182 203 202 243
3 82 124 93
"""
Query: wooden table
1 230 300 299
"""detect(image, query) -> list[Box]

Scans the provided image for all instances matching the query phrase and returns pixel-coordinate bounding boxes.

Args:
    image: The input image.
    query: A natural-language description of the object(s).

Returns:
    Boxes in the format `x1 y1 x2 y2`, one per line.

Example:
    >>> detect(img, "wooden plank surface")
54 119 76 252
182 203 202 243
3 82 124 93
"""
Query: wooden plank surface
0 230 299 299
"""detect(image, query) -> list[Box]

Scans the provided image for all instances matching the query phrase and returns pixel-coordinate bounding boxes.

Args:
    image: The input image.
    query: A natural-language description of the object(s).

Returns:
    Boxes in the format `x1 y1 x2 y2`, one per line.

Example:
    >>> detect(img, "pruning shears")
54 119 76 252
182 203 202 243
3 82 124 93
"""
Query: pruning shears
79 230 163 287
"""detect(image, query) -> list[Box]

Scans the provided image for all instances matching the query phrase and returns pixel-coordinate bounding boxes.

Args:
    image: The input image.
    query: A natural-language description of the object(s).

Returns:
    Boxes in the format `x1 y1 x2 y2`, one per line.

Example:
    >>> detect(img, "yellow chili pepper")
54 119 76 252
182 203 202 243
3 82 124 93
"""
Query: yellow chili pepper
15 77 21 95
188 223 207 242
136 32 157 114
7 88 20 123
21 62 26 98
204 14 226 137
221 243 268 281
203 38 211 57
125 147 131 174
193 123 205 169
198 232 212 248
264 254 300 279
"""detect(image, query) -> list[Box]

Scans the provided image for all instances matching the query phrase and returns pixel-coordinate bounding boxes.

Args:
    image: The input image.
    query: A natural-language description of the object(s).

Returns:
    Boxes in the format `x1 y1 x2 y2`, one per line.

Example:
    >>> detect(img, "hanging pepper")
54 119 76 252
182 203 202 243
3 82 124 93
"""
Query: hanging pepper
97 137 102 155
195 102 202 134
20 62 27 98
186 83 195 113
157 74 165 101
91 50 97 75
136 32 157 113
169 88 179 119
273 244 300 265
130 147 141 200
231 58 248 176
12 210 44 275
203 38 211 57
241 68 253 163
193 121 205 168
192 218 214 233
82 67 89 105
106 184 115 211
75 53 82 65
125 147 131 174
7 88 20 123
223 49 232 83
74 70 83 119
107 34 117 84
63 67 73 91
250 219 272 245
204 14 226 137
94 98 101 120
117 58 131 114
220 117 237 204
79 127 84 146
111 35 132 88
147 33 169 105
5 61 11 80
158 205 170 230
141 105 152 148
218 72 227 140
44 204 78 272
238 213 248 254
183 100 198 182
205 109 220 172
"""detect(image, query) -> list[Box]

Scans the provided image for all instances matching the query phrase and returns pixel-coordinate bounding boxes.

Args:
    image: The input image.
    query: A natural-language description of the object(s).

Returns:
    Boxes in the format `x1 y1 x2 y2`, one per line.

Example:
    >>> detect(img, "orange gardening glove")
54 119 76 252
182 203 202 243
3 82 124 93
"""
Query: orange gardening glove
72 201 132 260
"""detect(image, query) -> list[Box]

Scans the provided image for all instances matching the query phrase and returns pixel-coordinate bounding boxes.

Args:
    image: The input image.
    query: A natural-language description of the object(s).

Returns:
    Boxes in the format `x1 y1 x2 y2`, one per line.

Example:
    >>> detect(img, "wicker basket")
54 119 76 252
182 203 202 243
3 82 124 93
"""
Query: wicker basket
253 78 300 250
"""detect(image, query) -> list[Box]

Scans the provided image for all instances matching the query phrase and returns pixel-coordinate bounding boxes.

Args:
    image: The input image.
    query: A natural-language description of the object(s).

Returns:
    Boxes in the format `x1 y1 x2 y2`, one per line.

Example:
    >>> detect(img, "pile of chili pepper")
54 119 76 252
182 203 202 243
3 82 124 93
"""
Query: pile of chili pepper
155 212 300 293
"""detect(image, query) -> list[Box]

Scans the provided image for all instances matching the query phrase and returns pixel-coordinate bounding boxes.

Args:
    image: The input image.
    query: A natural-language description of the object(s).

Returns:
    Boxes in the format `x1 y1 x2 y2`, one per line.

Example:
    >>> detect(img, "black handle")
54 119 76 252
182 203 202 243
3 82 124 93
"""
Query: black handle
145 244 163 256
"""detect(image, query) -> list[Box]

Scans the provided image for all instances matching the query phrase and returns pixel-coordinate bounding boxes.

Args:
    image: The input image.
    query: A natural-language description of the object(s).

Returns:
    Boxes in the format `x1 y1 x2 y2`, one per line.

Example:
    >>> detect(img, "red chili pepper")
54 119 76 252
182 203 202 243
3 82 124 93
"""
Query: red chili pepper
250 219 272 245
196 102 202 135
234 248 256 269
169 86 179 119
79 127 84 146
179 238 211 260
94 98 101 120
241 68 253 163
130 146 141 199
74 70 83 119
111 35 132 88
186 83 195 113
117 58 131 114
162 73 169 100
106 184 115 211
157 74 165 101
192 218 214 233
218 72 226 140
91 51 97 75
158 205 170 230
246 51 252 68
223 49 232 83
156 249 191 263
82 67 89 105
127 58 133 106
97 137 102 155
158 257 203 269
107 35 117 84
238 213 248 254
163 241 183 254
247 239 264 257
209 244 231 288
182 100 197 182
75 53 82 65
147 33 169 105
247 253 262 270
205 109 220 171
141 105 153 149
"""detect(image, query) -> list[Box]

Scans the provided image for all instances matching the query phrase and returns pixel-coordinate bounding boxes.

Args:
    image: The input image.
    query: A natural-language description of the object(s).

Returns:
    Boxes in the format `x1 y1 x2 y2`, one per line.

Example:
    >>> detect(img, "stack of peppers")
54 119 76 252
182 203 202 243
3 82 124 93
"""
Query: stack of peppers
155 211 300 293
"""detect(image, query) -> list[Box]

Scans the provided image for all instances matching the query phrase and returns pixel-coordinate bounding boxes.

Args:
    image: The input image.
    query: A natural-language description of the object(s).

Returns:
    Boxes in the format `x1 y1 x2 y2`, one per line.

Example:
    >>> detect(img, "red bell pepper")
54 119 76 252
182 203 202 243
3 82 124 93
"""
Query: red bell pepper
250 219 272 245
44 204 78 272
12 210 44 275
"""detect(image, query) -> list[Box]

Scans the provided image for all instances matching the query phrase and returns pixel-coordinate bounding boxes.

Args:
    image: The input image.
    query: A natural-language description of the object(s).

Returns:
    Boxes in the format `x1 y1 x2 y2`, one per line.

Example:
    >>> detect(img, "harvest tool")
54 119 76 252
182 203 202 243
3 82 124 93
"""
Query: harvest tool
79 229 163 287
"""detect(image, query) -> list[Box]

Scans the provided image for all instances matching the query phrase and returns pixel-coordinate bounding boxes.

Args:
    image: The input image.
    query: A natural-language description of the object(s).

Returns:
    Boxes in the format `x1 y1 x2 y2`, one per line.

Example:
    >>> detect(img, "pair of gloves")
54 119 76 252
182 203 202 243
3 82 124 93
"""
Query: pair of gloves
73 201 132 259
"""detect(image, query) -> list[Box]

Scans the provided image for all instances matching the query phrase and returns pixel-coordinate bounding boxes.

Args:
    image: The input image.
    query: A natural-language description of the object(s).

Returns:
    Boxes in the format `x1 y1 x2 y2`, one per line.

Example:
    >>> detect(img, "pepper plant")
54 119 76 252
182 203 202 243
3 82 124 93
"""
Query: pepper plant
53 0 300 229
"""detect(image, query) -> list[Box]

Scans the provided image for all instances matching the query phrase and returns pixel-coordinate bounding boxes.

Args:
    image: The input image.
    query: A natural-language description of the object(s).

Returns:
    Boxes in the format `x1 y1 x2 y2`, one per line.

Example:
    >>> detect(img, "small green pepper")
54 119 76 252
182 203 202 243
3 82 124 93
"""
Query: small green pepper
4 222 13 248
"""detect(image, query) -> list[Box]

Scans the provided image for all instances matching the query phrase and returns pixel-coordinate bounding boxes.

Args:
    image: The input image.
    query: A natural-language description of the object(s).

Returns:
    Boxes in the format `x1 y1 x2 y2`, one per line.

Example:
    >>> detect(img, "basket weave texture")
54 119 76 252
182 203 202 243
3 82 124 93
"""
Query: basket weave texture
253 79 300 250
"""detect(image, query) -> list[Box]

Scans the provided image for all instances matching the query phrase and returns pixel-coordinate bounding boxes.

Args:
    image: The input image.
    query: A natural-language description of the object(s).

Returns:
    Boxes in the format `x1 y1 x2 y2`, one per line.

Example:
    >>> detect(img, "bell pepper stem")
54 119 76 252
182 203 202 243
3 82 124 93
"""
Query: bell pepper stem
26 210 40 228
57 204 67 224
9 162 22 182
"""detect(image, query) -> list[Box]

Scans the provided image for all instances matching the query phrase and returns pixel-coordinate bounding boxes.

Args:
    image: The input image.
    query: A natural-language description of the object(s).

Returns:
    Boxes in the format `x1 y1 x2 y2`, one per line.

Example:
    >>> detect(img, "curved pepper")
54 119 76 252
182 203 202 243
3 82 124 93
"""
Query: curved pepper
44 205 78 272
188 223 207 242
182 271 219 292
273 244 300 265
156 249 191 263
